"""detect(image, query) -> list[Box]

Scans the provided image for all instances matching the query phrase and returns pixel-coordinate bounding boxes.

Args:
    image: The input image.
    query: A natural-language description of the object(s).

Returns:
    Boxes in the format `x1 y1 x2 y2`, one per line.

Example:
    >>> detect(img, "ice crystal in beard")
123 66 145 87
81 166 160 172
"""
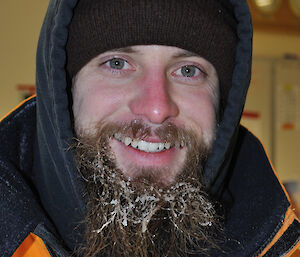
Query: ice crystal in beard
74 121 219 257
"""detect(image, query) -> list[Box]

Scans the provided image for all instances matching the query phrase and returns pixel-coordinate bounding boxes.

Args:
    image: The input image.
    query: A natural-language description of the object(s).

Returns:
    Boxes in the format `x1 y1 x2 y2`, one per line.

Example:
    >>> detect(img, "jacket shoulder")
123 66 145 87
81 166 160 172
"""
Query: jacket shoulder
1 96 36 127
0 96 37 174
0 97 53 257
218 125 300 257
12 224 70 257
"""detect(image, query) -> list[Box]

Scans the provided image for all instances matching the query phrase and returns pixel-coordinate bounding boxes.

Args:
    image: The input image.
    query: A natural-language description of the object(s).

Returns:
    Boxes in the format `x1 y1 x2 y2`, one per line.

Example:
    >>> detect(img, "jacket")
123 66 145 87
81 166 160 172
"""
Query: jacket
0 0 299 256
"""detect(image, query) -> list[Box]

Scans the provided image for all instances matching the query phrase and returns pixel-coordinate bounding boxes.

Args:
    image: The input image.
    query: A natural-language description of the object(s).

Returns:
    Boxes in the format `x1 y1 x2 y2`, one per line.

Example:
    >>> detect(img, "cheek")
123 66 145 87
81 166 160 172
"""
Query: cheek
177 89 216 134
73 78 129 131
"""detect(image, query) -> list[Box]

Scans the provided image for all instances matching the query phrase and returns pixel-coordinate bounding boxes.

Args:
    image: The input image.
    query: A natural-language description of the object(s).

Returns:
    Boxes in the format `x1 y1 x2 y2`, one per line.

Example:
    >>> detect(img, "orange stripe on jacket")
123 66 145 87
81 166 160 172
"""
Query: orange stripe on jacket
291 249 300 257
0 95 36 122
12 233 51 257
257 207 299 256
244 126 291 202
243 127 299 257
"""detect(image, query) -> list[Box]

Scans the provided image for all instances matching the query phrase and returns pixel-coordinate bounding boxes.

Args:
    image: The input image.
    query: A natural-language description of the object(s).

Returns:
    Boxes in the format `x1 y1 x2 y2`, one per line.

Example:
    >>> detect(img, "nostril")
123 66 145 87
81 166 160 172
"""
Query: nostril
129 93 179 124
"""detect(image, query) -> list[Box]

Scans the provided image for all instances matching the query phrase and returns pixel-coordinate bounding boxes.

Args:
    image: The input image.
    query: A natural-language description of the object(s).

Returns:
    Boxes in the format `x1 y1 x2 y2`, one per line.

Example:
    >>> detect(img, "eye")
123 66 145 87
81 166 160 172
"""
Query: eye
102 57 133 71
108 58 126 69
174 65 204 78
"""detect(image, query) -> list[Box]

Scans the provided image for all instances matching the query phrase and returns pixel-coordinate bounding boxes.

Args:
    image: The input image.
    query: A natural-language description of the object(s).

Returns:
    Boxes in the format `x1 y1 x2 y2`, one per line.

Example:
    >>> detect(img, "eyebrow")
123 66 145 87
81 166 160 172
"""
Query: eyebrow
172 49 200 59
110 46 138 54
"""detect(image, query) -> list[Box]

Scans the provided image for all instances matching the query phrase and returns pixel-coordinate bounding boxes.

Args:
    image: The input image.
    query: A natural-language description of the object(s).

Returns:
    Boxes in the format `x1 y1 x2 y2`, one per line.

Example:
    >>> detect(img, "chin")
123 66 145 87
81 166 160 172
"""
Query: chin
110 138 187 188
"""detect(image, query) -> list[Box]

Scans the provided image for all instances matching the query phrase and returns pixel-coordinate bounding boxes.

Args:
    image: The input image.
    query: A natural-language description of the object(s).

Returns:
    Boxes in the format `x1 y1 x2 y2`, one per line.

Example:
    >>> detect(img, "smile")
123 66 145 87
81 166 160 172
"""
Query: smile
114 134 184 153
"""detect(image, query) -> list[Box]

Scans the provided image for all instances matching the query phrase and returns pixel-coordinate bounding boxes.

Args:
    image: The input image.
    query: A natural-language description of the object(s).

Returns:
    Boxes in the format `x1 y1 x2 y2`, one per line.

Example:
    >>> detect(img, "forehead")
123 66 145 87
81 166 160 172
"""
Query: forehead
100 45 201 59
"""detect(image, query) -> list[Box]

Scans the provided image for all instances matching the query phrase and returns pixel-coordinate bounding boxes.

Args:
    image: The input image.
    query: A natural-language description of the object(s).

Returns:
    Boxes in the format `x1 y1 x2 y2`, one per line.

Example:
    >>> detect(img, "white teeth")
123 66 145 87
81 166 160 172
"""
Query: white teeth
113 135 183 153
131 139 138 148
147 142 159 152
165 142 171 150
124 137 132 146
138 141 148 151
137 141 160 153
158 143 164 151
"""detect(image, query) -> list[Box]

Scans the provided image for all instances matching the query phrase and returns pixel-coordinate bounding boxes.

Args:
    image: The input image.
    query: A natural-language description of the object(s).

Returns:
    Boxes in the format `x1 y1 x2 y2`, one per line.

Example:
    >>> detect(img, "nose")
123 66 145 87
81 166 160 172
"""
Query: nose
129 70 179 124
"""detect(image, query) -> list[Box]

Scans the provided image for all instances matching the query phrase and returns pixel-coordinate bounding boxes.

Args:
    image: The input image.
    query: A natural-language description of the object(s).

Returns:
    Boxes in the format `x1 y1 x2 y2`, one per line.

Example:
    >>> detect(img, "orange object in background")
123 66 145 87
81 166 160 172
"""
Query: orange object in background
17 84 36 100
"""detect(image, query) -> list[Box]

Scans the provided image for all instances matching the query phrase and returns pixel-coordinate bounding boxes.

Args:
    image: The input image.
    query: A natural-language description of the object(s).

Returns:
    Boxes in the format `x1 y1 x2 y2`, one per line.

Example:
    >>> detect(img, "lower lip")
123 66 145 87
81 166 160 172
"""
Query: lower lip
112 138 178 167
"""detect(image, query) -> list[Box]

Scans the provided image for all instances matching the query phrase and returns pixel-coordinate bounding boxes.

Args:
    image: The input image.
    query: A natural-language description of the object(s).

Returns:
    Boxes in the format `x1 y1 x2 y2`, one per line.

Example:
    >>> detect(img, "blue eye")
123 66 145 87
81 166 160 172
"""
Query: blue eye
173 65 204 78
109 58 126 69
181 65 197 77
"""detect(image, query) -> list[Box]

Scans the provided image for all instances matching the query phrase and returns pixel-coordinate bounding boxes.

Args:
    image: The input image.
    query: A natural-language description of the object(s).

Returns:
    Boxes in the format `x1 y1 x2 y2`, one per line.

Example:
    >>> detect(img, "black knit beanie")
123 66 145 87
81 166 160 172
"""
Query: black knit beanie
66 0 237 108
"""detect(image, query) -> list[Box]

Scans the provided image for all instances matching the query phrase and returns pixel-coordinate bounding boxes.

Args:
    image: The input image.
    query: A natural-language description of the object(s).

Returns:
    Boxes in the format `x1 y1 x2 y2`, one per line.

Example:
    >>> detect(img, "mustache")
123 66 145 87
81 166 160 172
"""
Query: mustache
77 119 199 147
75 119 204 185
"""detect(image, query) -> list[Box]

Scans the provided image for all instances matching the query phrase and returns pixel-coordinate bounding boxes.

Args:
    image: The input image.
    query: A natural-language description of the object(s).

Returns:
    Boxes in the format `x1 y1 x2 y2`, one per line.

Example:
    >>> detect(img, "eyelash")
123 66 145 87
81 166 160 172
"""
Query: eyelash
172 65 207 80
100 57 134 75
99 57 207 81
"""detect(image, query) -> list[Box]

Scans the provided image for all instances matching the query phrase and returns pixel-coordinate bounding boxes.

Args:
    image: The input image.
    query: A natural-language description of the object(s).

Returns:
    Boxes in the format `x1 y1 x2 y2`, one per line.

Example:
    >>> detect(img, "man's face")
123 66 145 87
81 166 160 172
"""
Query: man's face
72 45 220 256
72 45 219 187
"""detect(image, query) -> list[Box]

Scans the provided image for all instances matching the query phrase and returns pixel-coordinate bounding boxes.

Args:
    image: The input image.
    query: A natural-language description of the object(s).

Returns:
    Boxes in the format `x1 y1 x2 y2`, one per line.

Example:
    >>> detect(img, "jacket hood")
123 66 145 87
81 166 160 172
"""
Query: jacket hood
33 0 252 250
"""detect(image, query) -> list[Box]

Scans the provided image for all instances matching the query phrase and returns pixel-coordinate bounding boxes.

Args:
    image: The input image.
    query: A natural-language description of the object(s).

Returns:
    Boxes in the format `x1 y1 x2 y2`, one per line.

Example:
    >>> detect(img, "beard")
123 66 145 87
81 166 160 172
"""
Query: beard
74 120 220 257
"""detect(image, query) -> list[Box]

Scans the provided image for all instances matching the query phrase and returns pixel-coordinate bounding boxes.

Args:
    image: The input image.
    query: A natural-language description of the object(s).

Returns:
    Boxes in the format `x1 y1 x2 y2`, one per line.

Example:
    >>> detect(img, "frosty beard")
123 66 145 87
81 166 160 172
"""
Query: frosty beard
74 121 219 257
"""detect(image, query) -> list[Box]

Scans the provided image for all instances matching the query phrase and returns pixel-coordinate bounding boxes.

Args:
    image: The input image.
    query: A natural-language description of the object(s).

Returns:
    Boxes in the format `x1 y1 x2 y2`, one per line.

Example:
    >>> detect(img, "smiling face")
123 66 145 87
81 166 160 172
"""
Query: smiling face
72 45 219 187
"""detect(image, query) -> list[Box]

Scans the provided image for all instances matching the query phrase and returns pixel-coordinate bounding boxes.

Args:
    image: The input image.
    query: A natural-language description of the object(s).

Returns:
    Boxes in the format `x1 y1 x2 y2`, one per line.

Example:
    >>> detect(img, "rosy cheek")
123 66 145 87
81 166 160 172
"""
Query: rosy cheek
79 80 130 126
178 91 216 131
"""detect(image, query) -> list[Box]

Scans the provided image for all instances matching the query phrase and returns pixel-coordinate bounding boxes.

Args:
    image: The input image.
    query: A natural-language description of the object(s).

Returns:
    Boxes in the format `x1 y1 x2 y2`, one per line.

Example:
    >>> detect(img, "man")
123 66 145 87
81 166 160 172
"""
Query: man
1 0 299 256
